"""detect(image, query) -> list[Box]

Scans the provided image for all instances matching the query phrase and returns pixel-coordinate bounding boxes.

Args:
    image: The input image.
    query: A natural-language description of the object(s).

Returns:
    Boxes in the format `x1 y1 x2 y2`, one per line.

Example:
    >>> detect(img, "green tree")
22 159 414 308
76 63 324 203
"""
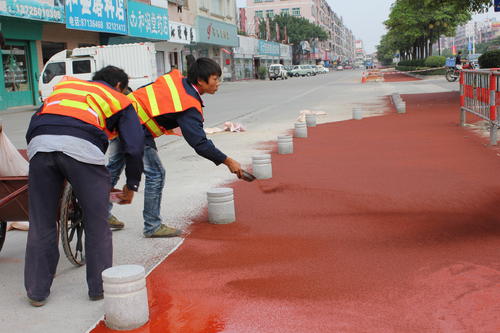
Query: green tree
257 14 328 45
474 36 500 54
376 33 396 65
425 0 491 12
383 0 471 60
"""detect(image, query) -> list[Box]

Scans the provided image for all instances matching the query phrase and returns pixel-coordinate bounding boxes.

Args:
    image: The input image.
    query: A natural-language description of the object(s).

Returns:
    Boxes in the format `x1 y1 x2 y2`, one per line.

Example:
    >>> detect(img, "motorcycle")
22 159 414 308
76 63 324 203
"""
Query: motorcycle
445 62 475 82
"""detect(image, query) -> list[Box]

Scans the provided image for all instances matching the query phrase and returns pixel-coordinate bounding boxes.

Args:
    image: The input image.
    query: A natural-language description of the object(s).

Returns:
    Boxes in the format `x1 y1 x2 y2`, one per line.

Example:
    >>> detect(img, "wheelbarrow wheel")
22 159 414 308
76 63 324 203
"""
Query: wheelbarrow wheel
0 220 6 253
60 183 85 266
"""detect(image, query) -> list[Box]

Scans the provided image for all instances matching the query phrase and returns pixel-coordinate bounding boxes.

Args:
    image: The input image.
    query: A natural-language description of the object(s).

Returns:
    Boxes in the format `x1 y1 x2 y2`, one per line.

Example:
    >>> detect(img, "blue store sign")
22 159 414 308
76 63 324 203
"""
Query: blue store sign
0 0 64 23
66 0 127 35
128 1 169 40
196 16 238 47
258 40 280 57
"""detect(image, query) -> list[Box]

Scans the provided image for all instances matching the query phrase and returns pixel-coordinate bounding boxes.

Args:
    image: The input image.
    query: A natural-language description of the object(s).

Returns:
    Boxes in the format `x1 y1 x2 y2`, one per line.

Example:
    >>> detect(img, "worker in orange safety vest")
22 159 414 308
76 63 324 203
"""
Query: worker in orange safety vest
25 66 144 306
107 57 243 238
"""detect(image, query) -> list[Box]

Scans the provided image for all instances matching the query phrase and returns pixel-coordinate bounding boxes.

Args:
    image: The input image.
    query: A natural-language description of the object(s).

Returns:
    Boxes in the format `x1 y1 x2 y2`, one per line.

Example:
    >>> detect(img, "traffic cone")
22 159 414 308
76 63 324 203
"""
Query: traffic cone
361 72 367 84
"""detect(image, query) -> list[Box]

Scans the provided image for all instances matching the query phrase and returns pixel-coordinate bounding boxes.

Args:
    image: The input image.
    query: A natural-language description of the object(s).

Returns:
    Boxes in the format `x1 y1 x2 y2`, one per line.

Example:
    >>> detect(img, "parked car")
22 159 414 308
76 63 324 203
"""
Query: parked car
344 65 353 70
307 65 319 75
308 65 319 75
268 64 288 80
316 65 329 73
290 65 309 77
336 65 344 71
285 66 294 77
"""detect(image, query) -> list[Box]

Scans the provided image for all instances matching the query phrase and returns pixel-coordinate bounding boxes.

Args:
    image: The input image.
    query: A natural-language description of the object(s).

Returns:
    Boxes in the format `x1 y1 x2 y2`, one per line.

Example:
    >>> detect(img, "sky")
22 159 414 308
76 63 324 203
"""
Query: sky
237 0 500 54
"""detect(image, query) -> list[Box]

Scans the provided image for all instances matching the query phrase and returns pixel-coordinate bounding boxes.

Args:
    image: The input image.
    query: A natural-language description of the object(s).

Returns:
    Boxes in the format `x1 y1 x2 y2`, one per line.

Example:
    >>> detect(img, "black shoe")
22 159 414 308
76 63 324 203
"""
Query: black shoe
89 294 104 301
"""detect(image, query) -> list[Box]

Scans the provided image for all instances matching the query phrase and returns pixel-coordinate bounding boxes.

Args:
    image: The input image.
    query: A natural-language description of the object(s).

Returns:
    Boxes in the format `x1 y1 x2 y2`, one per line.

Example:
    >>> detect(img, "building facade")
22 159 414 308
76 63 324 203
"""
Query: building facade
0 0 240 110
354 39 366 68
233 35 291 80
242 0 355 65
437 17 500 55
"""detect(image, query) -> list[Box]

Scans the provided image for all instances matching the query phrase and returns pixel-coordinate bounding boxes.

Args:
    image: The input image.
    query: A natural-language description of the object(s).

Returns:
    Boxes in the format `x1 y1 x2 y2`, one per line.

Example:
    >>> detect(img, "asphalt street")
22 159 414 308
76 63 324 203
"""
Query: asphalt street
0 70 458 333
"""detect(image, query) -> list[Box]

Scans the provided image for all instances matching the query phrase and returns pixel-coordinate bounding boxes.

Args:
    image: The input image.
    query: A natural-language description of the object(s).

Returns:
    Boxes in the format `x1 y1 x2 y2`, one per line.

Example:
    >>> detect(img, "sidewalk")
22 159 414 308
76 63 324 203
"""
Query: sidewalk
91 91 500 332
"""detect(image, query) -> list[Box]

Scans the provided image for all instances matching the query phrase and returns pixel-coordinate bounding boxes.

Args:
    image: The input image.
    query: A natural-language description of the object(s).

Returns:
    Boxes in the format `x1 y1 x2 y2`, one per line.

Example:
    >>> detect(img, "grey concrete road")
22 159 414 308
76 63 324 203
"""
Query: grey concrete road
0 70 458 333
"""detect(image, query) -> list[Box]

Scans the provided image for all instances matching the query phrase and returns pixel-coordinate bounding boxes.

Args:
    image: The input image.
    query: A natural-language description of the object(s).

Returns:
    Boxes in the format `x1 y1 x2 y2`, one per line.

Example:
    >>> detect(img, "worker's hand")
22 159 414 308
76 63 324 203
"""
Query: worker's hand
223 157 243 179
117 185 134 205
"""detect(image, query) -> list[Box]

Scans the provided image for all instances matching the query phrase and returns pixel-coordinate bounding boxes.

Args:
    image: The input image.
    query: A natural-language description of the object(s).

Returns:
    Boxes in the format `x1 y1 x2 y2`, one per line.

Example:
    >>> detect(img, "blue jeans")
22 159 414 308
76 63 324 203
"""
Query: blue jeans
107 138 166 236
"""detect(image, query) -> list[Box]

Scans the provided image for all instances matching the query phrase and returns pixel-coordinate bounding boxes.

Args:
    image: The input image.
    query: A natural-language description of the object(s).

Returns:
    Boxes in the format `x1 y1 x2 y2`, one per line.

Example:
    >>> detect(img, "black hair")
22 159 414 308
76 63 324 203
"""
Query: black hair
92 65 129 90
187 57 221 85
186 54 196 68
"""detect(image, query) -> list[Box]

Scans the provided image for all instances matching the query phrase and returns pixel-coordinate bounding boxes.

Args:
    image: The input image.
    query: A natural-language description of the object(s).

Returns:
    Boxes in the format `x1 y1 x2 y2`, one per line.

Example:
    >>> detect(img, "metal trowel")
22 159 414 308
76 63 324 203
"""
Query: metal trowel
241 170 256 182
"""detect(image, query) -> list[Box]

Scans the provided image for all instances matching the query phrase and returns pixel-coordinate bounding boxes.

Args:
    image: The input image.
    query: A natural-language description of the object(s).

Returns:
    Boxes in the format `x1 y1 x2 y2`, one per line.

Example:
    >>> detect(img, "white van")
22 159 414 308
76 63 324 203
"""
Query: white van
39 43 160 101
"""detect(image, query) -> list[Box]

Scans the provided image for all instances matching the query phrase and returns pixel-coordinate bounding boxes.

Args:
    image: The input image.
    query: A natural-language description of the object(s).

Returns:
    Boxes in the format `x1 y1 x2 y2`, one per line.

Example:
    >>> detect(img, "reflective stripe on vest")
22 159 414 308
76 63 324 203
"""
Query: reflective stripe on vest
145 84 161 117
49 87 113 118
40 78 131 136
162 74 183 112
128 93 175 138
128 69 202 137
57 79 122 113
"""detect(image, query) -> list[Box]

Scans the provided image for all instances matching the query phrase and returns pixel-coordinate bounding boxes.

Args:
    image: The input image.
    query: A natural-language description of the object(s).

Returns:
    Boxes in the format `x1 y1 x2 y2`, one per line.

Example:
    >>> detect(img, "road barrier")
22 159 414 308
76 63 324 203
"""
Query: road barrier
460 69 500 145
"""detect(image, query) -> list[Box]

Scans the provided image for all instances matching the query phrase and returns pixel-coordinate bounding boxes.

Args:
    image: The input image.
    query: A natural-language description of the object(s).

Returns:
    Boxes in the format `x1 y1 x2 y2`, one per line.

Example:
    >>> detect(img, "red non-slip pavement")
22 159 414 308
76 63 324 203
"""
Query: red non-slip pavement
383 73 421 82
93 92 500 333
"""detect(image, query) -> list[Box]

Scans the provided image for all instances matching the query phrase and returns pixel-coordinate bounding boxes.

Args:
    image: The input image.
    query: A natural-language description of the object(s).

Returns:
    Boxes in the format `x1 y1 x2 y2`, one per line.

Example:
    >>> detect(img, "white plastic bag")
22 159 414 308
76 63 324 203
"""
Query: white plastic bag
0 125 28 176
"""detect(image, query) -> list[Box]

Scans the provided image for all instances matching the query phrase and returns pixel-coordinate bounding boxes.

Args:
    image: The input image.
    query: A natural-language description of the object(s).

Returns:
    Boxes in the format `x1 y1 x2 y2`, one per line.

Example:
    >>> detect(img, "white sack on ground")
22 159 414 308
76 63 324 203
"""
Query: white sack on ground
223 122 246 132
7 222 29 231
205 122 246 134
0 125 28 176
296 110 328 122
204 127 225 134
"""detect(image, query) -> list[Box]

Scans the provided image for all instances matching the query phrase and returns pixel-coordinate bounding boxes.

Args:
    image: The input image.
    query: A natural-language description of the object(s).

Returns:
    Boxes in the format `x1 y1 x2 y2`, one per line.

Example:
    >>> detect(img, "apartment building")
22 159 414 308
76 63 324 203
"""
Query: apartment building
242 0 355 64
354 39 366 68
438 17 500 55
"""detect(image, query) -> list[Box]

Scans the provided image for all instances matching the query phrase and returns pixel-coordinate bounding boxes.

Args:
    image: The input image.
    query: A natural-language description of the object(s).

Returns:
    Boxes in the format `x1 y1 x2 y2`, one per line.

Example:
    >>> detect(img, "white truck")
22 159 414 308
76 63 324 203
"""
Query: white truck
39 43 163 101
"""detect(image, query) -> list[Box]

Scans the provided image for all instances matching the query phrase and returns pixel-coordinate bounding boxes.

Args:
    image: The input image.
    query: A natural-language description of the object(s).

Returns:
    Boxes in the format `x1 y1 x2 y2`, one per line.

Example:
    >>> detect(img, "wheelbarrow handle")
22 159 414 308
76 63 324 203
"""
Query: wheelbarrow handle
0 184 28 208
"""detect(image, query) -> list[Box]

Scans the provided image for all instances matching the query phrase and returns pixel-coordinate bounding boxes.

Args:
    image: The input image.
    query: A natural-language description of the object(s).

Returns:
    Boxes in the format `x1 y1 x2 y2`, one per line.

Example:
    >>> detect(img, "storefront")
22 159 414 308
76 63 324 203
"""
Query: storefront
0 16 42 109
0 0 66 109
279 43 292 66
233 36 293 80
83 0 172 79
39 24 100 66
255 40 280 76
155 21 196 75
233 36 256 80
191 16 238 81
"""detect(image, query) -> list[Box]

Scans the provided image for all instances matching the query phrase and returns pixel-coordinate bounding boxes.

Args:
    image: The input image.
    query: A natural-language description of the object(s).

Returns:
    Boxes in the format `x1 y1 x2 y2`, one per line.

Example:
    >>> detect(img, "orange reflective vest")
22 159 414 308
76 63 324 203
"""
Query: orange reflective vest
128 69 203 138
40 77 132 139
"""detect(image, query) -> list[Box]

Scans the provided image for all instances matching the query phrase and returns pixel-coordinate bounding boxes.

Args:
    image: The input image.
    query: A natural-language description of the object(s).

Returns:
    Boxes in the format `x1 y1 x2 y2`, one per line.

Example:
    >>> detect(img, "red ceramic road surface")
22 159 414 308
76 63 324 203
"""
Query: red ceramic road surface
383 73 421 82
93 92 500 333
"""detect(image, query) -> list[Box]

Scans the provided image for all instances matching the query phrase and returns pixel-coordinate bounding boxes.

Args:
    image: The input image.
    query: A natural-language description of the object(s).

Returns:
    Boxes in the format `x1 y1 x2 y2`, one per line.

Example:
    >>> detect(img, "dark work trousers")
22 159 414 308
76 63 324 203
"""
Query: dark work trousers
25 152 112 301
